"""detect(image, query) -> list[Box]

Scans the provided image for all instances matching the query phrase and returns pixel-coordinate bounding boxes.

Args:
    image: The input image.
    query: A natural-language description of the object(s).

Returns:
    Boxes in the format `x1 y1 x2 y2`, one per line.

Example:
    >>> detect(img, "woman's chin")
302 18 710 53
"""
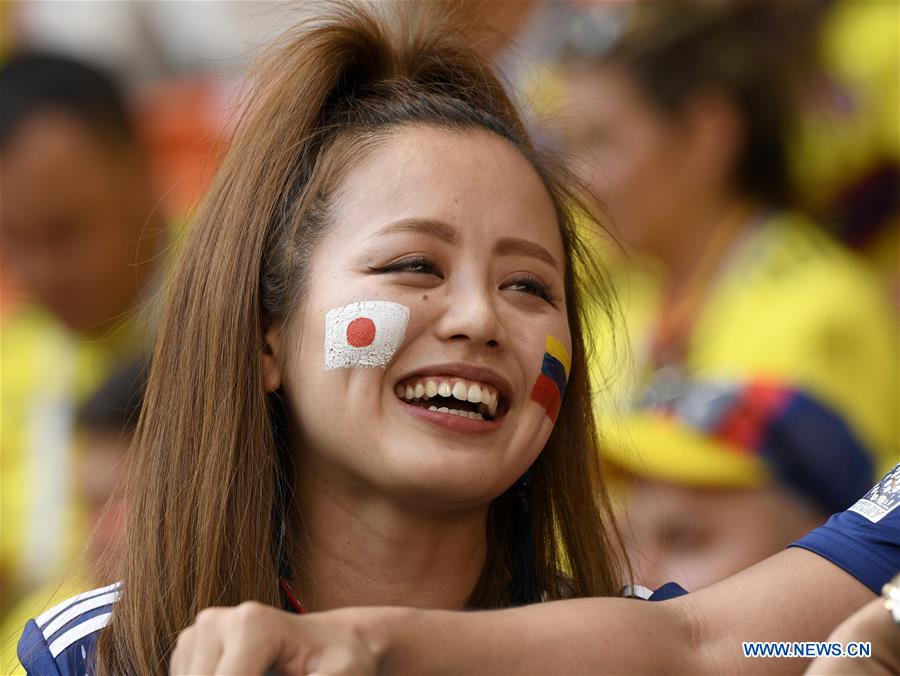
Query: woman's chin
373 454 512 510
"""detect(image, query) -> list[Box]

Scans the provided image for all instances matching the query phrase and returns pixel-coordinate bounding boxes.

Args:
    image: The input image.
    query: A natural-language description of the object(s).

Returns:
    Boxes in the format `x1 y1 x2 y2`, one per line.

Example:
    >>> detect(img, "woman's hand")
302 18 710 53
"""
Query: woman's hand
806 597 900 675
170 602 379 675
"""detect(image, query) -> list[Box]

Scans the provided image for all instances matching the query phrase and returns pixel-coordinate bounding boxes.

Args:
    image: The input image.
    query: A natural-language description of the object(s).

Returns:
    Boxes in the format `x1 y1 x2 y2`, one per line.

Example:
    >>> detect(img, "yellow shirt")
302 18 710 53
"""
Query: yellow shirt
593 212 899 489
791 0 900 208
1 303 144 622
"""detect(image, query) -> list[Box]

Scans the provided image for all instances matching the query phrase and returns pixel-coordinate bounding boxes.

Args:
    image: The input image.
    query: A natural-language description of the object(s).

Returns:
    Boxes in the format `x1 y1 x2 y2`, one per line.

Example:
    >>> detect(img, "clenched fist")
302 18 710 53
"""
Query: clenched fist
170 602 379 675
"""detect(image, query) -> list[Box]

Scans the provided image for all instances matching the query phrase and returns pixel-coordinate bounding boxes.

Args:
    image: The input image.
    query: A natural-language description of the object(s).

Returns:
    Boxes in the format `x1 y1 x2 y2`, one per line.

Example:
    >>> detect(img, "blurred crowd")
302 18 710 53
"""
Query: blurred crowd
1 0 897 667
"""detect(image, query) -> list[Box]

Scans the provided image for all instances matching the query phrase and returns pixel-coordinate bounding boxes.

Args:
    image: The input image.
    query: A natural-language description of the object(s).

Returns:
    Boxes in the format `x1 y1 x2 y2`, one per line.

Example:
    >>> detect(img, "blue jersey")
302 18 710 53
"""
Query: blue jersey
17 581 119 676
791 462 900 593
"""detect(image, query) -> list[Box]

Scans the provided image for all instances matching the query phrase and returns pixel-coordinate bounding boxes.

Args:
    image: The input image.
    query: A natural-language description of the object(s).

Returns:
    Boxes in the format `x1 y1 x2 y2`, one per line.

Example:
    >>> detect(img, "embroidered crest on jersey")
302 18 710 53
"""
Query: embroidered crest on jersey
848 463 900 523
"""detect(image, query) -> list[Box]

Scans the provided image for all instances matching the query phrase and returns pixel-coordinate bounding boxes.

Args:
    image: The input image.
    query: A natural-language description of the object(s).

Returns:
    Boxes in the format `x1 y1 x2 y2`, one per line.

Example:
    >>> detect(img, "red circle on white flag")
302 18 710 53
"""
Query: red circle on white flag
346 317 377 347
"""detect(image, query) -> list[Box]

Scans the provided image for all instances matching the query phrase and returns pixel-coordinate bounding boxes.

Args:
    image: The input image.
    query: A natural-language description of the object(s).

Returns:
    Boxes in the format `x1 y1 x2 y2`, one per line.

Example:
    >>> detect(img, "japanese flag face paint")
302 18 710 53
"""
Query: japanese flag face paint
530 336 571 422
325 300 410 369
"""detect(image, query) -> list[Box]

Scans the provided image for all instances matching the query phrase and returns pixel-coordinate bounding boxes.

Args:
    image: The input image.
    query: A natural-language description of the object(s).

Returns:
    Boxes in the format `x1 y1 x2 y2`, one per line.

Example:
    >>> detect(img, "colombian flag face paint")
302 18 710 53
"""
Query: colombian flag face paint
530 336 571 422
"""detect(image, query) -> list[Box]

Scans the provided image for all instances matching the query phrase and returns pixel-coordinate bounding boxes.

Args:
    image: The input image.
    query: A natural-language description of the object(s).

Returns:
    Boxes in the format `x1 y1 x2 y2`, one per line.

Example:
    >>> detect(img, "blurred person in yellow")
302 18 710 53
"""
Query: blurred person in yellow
0 54 164 622
790 0 900 305
552 1 898 591
0 359 145 674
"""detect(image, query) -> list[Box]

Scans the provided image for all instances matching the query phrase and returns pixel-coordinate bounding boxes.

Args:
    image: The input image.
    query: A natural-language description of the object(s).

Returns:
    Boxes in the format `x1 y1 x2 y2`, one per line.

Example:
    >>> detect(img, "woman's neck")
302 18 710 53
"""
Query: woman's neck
653 195 754 298
290 467 489 612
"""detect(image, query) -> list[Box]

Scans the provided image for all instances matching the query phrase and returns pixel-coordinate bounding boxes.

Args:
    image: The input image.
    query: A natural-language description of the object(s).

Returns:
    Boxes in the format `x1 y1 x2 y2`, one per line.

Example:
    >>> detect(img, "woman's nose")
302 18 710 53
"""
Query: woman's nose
434 282 504 349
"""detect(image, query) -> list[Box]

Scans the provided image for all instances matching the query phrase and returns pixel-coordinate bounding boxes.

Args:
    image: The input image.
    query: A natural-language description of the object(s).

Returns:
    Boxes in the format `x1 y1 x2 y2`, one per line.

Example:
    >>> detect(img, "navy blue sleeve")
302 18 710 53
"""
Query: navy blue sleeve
621 582 689 601
17 619 62 676
18 613 107 676
790 463 900 594
16 582 118 676
648 582 688 601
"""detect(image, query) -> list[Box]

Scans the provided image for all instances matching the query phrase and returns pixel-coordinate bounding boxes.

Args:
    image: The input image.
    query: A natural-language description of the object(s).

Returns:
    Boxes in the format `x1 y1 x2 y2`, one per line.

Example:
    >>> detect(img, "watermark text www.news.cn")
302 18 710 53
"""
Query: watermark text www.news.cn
742 642 872 658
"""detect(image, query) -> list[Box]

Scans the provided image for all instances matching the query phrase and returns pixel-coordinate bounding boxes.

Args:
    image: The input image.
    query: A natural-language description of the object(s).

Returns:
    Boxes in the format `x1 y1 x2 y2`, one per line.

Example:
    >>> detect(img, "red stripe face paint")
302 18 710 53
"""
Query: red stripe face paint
531 374 562 422
530 336 571 422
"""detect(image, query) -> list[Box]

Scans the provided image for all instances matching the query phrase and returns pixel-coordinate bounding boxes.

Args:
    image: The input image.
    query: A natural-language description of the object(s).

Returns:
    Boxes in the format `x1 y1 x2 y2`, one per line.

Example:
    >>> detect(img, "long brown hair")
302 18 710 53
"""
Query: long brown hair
98 4 627 672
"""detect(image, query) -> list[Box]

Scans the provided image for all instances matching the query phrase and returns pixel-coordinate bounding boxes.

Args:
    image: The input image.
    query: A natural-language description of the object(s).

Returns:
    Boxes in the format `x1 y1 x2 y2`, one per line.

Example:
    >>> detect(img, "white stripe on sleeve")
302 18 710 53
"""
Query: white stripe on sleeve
36 581 122 628
41 590 120 642
49 611 113 658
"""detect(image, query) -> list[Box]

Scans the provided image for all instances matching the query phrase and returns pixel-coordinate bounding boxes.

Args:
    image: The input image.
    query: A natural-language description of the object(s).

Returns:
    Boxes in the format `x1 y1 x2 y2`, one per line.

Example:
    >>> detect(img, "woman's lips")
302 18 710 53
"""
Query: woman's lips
392 362 513 432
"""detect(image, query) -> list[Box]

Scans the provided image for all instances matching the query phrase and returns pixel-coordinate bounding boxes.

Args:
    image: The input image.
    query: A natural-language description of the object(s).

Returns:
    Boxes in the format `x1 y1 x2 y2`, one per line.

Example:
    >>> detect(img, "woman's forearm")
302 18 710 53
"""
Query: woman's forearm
354 549 873 675
361 598 698 675
685 548 874 674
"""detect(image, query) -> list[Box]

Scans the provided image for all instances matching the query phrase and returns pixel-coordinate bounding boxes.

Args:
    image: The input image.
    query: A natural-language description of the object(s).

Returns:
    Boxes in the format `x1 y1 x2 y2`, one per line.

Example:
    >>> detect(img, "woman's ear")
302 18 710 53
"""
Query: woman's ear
261 326 284 393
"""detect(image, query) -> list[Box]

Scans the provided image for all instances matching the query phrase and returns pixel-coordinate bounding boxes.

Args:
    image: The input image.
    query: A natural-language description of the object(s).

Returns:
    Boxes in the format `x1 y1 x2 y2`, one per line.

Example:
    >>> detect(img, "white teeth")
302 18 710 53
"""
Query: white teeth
396 376 500 419
484 390 498 415
451 381 468 402
467 384 482 403
424 405 485 421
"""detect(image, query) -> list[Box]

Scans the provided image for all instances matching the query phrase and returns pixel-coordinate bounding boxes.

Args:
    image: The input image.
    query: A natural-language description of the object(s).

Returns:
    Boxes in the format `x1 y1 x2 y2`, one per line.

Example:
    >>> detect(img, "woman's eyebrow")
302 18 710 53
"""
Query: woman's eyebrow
373 219 558 270
375 218 457 244
494 237 559 270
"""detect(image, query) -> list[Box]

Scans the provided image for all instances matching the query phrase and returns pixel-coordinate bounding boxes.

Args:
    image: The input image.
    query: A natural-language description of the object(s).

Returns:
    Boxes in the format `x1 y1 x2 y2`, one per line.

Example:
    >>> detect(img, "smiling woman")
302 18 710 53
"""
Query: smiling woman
15 3 630 675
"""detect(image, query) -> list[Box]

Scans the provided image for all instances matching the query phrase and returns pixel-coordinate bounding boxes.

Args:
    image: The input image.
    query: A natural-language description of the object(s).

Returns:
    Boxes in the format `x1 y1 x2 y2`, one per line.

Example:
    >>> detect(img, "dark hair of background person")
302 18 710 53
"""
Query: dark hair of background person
580 0 829 209
95 3 628 673
77 360 148 434
0 52 135 150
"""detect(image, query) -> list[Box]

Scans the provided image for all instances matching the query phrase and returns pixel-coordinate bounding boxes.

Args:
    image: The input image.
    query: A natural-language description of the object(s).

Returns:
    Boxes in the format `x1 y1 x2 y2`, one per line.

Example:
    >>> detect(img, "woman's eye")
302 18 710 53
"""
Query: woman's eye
375 257 443 278
504 275 558 306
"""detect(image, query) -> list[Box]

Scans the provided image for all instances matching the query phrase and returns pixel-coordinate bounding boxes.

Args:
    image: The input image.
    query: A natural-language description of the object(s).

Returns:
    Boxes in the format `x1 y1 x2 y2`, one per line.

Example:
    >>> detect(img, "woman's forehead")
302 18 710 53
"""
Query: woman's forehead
325 125 563 256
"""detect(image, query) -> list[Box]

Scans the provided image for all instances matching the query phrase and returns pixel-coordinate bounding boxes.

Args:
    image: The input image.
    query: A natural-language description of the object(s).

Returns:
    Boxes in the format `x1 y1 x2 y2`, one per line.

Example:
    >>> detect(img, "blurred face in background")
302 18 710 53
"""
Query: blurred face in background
621 479 824 591
555 62 742 260
0 111 157 333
